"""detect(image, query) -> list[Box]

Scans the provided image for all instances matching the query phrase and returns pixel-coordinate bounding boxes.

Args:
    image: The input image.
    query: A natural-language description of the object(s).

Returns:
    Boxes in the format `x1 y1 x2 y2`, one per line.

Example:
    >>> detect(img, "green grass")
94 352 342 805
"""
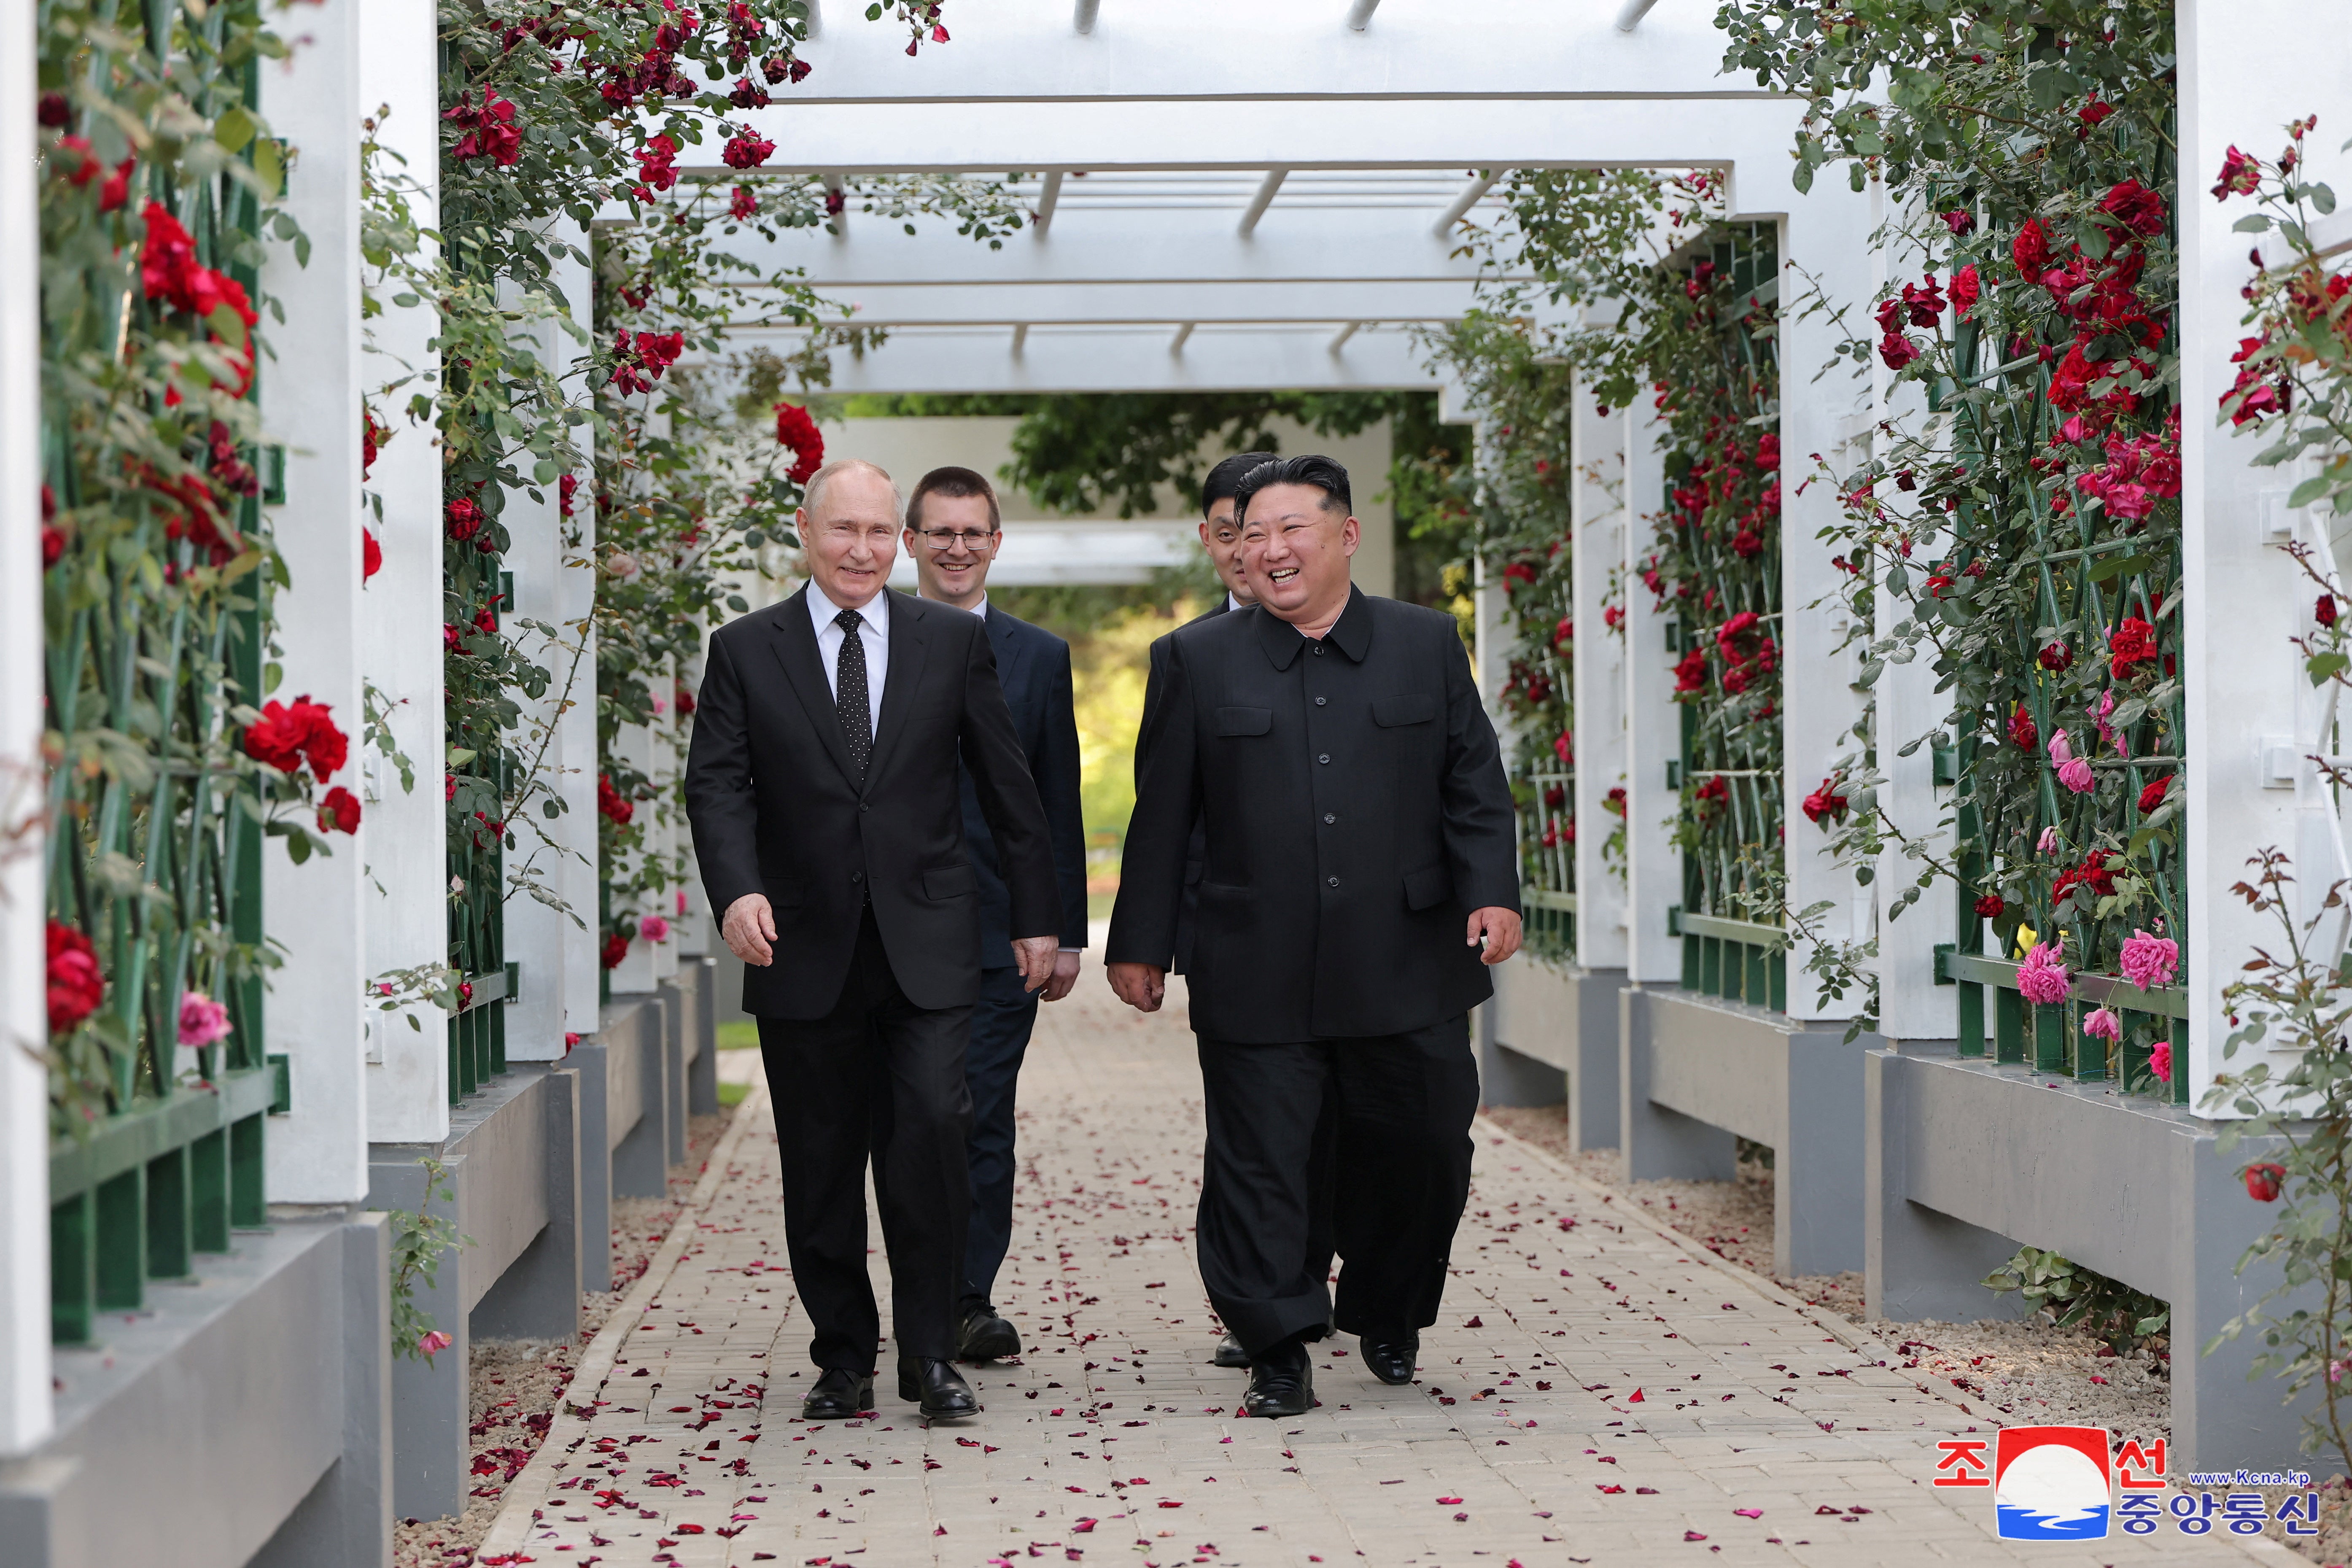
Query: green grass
718 1079 751 1108
717 1020 760 1050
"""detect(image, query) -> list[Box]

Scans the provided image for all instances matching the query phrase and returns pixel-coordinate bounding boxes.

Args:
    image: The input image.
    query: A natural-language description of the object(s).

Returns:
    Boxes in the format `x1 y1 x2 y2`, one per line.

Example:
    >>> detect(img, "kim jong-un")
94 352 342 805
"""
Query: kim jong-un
1105 453 1522 1419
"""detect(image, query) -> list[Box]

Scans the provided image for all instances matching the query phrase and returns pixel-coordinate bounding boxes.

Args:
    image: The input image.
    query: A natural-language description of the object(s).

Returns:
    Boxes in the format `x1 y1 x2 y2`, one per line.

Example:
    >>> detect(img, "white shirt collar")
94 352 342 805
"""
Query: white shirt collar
1227 591 1247 613
809 581 888 635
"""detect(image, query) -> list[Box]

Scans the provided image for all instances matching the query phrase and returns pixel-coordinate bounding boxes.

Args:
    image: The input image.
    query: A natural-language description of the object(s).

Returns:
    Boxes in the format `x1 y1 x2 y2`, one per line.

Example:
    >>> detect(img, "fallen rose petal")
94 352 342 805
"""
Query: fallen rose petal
1735 1508 1762 1518
1685 1531 1708 1542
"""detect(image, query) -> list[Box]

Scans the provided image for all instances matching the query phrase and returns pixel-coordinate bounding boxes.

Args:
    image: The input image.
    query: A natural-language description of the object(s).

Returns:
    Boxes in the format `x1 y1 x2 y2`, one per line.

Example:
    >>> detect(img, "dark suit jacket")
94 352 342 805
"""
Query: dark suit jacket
1107 588 1519 1042
1135 597 1231 973
959 603 1088 970
685 585 1061 1020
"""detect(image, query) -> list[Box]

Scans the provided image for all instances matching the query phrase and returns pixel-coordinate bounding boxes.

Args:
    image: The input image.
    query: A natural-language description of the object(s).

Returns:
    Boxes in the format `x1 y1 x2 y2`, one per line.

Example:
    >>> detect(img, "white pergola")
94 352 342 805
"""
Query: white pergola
4 0 2343 1476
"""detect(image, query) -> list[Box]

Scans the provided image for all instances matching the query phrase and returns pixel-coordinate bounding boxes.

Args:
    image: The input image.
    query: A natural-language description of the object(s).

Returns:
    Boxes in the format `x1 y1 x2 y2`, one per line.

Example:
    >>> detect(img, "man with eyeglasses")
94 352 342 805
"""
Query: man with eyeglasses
684 458 1061 1424
899 466 1089 1366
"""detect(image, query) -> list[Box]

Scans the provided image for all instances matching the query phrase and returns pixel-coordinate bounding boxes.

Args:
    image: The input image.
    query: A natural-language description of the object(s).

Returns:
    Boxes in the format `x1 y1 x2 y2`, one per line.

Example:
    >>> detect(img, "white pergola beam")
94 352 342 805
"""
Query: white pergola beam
1433 170 1501 237
1237 168 1287 236
756 1 1762 104
1345 0 1380 29
1615 0 1662 30
692 98 1804 179
1034 169 1064 230
718 325 1437 392
718 212 1521 286
1328 321 1362 352
1170 322 1194 352
1073 0 1099 33
775 278 1487 326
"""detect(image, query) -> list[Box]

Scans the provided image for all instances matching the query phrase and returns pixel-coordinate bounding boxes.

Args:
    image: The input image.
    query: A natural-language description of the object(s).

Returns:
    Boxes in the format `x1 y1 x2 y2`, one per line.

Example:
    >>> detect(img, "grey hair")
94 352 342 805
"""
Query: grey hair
801 458 904 522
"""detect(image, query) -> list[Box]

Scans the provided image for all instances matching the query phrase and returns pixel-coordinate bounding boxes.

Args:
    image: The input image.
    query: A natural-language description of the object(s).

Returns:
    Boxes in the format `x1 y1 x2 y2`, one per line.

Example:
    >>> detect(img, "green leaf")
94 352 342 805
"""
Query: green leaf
253 137 283 199
2233 212 2275 234
214 105 257 154
2289 473 2332 509
2086 552 2152 583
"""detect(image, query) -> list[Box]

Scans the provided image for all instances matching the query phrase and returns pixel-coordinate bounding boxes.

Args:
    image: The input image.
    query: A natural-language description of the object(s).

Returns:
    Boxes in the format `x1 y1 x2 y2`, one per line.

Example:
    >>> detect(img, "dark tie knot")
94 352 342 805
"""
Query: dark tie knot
836 607 864 635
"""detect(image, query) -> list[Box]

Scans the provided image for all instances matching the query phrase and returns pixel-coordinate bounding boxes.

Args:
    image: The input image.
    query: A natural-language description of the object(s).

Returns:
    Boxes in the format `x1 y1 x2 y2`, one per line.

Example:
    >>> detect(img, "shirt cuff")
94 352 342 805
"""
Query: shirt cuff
1058 945 1083 954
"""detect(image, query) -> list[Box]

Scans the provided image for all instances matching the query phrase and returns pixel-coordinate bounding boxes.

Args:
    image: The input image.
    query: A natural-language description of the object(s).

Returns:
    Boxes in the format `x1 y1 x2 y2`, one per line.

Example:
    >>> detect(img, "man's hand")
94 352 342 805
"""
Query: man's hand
1107 961 1166 1013
1043 949 1083 1003
724 893 776 966
1011 935 1059 993
1466 907 1523 966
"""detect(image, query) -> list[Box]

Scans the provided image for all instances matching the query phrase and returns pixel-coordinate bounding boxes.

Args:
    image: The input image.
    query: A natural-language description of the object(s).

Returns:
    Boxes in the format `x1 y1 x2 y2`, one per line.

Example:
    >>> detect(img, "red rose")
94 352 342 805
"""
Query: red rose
2320 595 2341 627
2213 145 2262 200
99 156 135 212
601 932 630 970
46 920 106 1035
2096 178 2167 237
445 496 483 542
1974 894 2005 919
635 134 680 192
362 529 383 581
1939 208 1975 235
729 76 771 109
2011 218 2052 277
1801 779 1848 827
721 126 775 170
729 185 759 221
2037 642 2072 672
2008 703 2038 752
598 773 636 827
2138 777 2173 814
243 697 348 781
2077 99 2115 130
318 785 364 835
1949 264 1980 321
2244 1162 2285 1202
2108 616 2157 676
1878 332 1921 371
1672 647 1709 694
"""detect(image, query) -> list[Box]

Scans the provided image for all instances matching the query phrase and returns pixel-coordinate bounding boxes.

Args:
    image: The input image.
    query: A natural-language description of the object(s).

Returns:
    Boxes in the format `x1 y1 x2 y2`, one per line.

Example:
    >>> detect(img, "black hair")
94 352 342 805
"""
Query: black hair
1233 453 1351 522
1201 451 1280 517
906 465 1001 532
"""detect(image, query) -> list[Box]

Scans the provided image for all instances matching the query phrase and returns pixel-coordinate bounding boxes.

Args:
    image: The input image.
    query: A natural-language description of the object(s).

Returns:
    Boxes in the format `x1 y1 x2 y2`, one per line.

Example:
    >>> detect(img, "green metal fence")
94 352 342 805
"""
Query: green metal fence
1517 764 1577 962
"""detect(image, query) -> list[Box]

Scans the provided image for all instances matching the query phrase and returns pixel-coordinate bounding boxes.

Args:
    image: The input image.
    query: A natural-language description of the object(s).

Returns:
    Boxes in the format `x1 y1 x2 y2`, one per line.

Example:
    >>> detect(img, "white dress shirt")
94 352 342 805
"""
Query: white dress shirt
1226 591 1247 613
808 582 887 736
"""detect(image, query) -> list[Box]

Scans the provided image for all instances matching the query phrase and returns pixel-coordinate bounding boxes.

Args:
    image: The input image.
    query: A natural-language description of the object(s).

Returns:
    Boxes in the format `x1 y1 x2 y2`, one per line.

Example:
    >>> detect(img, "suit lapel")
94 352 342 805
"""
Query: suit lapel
986 608 1025 704
863 589 931 786
769 585 861 786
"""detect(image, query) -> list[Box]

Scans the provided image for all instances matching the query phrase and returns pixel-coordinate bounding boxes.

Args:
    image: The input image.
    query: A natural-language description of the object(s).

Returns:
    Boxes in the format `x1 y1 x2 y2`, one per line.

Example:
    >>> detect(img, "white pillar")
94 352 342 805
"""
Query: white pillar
359 0 450 1135
1745 172 1875 1022
609 718 659 994
1620 399 1682 985
259 1 369 1201
0 0 54 1455
1570 391 1630 972
651 665 682 983
2177 0 2352 1102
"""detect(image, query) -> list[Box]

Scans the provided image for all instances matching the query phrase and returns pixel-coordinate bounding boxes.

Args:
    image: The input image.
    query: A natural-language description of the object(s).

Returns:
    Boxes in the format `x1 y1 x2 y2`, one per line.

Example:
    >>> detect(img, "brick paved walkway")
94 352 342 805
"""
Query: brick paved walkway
481 963 2262 1567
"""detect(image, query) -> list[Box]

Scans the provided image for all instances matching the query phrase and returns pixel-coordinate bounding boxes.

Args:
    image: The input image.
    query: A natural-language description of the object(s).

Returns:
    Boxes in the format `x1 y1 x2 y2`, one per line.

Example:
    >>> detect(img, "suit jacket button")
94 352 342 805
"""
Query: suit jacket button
1323 813 1336 824
850 871 864 883
1318 753 1331 764
859 802 869 811
1315 696 1327 706
1327 876 1340 887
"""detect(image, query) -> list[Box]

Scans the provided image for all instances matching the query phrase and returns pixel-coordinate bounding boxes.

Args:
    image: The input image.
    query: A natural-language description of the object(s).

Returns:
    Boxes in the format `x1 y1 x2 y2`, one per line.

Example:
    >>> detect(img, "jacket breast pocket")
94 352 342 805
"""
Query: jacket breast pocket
1372 692 1439 727
922 863 978 900
1214 706 1273 737
1403 862 1454 911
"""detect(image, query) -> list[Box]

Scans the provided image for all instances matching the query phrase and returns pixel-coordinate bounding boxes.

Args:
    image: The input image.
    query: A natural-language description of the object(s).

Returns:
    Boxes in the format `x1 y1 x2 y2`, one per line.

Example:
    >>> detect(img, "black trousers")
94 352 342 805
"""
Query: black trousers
759 908 973 1370
959 964 1039 1311
1195 1013 1477 1357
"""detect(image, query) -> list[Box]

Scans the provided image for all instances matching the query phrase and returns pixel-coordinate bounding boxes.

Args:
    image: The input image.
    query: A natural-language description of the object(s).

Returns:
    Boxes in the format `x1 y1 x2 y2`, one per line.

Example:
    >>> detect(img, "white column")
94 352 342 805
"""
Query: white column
0 0 54 1455
651 665 682 983
1746 173 1875 1023
1620 399 1682 985
2177 0 2352 1102
1570 391 1630 972
359 0 450 1135
554 244 601 1038
260 0 369 1201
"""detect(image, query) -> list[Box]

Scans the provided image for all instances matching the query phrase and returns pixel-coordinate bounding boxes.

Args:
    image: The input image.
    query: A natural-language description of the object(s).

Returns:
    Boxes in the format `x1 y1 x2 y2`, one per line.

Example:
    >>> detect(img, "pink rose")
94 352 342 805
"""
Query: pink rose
2058 757 2096 794
418 1330 453 1359
2082 1007 2121 1042
178 990 232 1049
2119 929 2179 990
2016 940 2071 1005
2149 1040 2172 1083
2047 727 2074 766
2037 826 2060 854
639 915 671 943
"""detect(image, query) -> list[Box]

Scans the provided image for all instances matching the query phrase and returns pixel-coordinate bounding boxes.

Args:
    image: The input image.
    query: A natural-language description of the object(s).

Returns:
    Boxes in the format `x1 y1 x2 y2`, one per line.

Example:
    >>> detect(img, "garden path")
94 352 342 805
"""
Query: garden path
480 960 2266 1568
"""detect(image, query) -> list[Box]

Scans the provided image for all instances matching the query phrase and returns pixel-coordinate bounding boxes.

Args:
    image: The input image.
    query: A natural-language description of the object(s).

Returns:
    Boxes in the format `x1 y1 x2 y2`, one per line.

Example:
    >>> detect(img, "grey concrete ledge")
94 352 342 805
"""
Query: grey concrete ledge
0 1213 390 1568
1867 1042 2319 1469
1623 983 1872 1278
1487 959 1626 1149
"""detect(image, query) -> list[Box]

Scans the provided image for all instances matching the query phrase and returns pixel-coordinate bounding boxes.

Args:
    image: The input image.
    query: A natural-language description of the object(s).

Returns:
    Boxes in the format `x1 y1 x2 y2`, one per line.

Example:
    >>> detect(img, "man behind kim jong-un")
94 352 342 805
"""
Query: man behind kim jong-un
1104 453 1523 1419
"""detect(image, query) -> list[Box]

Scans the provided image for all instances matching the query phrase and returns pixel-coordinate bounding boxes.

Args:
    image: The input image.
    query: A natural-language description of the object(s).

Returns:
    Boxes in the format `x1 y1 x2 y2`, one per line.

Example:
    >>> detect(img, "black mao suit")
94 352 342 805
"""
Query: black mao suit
950 604 1088 1313
1109 588 1518 1353
685 585 1059 1371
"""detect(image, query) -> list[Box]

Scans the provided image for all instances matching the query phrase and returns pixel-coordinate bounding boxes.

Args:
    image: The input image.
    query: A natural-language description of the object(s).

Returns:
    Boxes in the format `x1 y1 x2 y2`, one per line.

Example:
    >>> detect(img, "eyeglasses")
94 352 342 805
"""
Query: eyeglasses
919 528 997 551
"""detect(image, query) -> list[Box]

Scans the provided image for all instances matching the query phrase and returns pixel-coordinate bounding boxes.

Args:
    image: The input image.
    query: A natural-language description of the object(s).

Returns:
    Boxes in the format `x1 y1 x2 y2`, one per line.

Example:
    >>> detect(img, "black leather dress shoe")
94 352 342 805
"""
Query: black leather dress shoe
1361 1333 1419 1386
957 1303 1021 1362
1242 1340 1313 1419
802 1367 873 1420
1212 1332 1249 1369
899 1355 980 1420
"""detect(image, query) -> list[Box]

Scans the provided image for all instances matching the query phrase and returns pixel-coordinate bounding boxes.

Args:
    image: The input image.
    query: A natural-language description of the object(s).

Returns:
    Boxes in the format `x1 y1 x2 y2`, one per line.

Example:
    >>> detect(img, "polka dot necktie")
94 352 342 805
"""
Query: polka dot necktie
833 606 873 781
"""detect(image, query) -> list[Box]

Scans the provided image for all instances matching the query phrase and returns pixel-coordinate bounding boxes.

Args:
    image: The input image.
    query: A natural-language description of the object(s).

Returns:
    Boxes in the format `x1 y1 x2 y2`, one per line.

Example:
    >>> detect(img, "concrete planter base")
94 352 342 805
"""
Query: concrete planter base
1484 959 1626 1150
0 1214 391 1568
1867 1041 2318 1470
1622 983 1871 1279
